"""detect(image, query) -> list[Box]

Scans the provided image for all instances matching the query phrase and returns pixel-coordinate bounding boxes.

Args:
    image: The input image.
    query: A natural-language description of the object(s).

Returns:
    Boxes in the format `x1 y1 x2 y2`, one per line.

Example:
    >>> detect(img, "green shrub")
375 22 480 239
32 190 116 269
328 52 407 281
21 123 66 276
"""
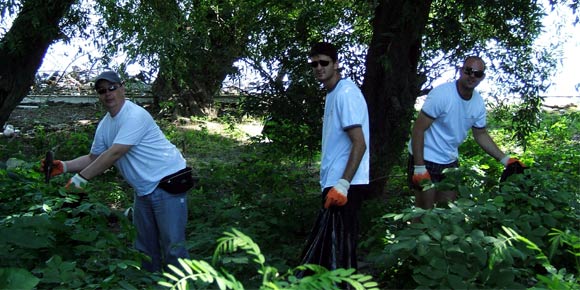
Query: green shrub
491 227 580 290
381 166 580 289
2 108 578 289
159 228 380 290
0 166 152 289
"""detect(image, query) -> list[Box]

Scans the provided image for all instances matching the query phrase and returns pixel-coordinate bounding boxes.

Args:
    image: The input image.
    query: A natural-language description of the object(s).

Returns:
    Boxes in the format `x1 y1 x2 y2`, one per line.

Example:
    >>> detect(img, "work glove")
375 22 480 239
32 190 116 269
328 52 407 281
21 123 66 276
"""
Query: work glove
500 155 526 168
412 165 431 188
41 159 67 177
324 179 349 208
65 173 88 191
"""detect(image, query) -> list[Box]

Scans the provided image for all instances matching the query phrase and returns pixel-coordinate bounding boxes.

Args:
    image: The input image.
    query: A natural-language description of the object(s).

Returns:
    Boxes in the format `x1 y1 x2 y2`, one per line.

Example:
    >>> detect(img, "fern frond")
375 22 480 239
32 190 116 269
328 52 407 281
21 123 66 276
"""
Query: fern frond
489 226 520 268
161 258 240 290
160 230 378 290
213 228 266 268
290 265 378 290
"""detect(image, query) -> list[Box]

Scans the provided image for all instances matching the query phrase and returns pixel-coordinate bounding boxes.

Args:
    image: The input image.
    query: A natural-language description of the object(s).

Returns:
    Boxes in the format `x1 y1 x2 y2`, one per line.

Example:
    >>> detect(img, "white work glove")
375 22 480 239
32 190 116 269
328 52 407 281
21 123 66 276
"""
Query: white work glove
324 179 350 208
500 155 526 168
65 173 88 191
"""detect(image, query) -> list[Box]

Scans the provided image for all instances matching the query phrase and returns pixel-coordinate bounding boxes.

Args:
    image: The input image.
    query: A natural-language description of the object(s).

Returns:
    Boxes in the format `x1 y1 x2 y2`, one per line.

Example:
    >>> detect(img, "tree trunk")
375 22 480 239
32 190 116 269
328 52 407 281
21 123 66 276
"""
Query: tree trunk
0 0 76 129
148 1 246 118
362 0 432 197
151 64 221 117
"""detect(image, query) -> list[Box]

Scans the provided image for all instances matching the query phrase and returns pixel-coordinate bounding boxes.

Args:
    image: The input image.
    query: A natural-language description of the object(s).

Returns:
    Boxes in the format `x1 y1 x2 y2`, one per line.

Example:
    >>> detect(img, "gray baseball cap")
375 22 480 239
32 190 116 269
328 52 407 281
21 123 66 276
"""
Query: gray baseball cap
94 71 122 88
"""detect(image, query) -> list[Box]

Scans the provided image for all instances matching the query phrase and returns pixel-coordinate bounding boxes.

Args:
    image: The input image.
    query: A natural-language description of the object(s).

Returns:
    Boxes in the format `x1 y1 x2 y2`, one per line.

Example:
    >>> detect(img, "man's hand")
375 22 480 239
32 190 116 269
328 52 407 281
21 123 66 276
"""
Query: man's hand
412 165 431 188
65 173 88 191
324 179 350 208
41 159 67 177
500 155 526 168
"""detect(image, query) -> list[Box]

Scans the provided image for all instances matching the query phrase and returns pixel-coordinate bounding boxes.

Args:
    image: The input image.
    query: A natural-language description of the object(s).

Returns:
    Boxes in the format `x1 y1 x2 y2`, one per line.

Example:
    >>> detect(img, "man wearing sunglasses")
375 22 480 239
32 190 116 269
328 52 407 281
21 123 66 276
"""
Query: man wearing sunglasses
408 56 525 211
41 70 190 273
299 42 370 273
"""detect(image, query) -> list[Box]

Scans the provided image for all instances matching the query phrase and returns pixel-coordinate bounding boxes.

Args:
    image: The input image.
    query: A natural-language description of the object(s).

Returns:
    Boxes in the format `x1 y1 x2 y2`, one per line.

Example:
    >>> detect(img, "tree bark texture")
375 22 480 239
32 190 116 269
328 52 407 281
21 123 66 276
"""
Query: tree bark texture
0 0 76 128
362 0 432 197
149 1 247 117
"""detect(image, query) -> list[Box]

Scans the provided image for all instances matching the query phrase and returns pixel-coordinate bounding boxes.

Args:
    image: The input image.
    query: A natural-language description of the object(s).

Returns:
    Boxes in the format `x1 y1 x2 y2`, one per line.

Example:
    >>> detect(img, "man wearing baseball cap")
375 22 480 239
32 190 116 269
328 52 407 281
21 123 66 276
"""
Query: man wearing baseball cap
42 70 191 273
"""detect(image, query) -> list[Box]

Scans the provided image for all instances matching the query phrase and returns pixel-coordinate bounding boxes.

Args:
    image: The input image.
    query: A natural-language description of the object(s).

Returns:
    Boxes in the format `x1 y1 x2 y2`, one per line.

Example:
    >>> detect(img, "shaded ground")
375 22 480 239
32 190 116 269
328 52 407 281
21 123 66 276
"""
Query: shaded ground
7 102 105 134
6 102 263 141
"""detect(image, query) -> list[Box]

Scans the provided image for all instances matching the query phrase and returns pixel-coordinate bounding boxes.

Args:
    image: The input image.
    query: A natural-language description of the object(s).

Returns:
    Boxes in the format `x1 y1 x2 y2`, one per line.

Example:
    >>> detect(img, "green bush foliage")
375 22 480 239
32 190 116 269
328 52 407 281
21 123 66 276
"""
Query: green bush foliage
0 167 153 289
159 228 379 290
379 109 580 289
491 226 580 290
0 108 578 289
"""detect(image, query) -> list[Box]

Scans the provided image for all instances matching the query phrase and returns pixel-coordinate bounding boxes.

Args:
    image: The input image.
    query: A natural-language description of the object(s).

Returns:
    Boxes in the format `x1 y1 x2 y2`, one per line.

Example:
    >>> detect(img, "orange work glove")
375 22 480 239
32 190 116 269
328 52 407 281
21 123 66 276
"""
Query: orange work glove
41 159 67 177
324 179 349 208
412 165 431 188
65 173 88 191
500 155 526 167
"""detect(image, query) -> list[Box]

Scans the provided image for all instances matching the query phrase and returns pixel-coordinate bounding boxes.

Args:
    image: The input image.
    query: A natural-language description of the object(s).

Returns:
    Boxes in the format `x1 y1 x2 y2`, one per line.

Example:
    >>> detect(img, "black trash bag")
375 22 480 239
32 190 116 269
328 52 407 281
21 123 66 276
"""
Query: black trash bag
296 187 366 280
297 208 358 275
500 161 528 183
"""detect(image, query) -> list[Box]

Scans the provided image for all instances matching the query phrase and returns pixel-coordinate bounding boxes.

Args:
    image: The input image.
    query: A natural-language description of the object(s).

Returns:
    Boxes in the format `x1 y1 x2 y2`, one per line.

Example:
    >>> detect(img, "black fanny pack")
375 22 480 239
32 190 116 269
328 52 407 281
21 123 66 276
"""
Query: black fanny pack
158 167 195 194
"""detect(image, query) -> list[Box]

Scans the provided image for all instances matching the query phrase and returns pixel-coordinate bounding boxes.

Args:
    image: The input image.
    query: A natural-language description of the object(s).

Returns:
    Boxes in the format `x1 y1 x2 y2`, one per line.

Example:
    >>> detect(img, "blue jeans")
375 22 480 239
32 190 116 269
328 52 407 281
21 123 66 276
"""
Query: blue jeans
133 187 189 272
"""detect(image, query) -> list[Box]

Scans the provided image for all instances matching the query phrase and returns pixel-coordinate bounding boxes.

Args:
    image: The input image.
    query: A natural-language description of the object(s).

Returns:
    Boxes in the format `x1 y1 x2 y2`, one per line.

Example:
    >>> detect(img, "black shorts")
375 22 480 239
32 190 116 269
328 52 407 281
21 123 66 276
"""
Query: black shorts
407 154 459 190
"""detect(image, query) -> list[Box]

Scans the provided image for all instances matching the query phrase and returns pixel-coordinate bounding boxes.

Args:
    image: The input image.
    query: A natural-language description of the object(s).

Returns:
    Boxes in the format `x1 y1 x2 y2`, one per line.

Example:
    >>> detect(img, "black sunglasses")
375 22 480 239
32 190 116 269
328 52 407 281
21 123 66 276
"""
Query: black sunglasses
463 67 485 78
309 60 331 68
96 84 122 95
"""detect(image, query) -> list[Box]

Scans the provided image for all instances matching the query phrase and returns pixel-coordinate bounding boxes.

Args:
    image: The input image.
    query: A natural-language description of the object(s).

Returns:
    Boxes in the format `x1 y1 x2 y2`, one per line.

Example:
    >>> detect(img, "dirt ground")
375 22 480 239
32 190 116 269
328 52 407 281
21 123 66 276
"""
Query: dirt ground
6 102 263 140
7 102 105 133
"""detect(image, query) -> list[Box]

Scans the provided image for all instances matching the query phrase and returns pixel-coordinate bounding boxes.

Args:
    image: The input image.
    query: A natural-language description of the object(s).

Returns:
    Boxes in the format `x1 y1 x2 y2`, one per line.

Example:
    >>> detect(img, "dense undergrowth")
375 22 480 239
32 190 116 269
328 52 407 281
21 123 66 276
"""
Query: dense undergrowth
0 106 578 289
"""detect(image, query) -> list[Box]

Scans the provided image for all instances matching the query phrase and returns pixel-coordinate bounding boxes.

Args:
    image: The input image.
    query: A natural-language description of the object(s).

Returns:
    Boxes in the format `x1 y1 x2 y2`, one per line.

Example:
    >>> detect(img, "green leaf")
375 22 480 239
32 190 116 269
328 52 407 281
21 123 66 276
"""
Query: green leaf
452 225 465 236
428 257 448 271
446 245 464 254
0 228 53 249
0 268 40 290
417 243 428 256
495 269 516 286
412 273 438 287
418 233 431 243
389 239 417 252
473 244 488 266
444 234 459 242
428 228 442 241
362 281 379 288
450 263 472 278
447 274 468 289
222 256 249 264
531 226 549 238
493 195 505 206
424 268 445 280
470 229 485 242
456 198 475 207
71 230 99 242
167 264 185 278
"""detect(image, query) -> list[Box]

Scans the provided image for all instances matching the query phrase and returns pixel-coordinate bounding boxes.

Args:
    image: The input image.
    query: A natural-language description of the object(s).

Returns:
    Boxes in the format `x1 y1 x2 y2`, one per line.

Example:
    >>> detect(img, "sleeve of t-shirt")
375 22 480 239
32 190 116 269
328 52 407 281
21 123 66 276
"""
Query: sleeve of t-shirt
473 96 487 129
337 85 366 129
421 85 447 120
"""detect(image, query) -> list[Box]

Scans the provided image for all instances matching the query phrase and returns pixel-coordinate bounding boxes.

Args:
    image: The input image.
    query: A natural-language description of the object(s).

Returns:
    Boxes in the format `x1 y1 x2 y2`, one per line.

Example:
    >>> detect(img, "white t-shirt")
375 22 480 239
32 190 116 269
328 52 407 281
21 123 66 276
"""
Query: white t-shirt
408 81 486 164
91 100 186 196
320 78 370 190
